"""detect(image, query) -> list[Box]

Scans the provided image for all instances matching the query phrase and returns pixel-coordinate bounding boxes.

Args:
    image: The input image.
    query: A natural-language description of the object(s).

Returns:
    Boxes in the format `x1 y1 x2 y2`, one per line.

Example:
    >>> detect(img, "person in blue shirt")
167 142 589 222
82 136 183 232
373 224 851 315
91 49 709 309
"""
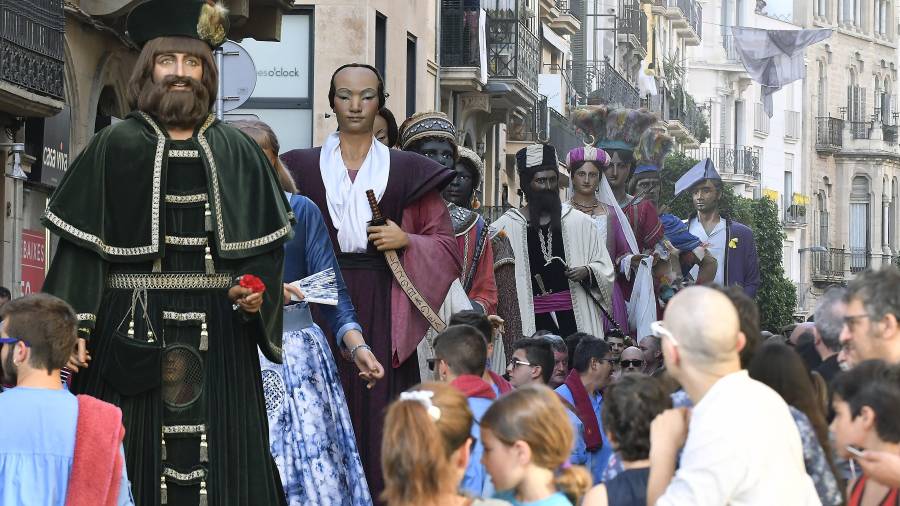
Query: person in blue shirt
433 323 498 497
555 337 616 483
0 294 133 505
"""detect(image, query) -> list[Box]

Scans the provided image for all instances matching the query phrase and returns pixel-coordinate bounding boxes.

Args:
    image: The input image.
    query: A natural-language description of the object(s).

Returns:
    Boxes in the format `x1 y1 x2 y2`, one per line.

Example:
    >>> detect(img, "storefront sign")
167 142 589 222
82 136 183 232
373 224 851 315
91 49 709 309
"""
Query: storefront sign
38 105 71 187
21 229 46 294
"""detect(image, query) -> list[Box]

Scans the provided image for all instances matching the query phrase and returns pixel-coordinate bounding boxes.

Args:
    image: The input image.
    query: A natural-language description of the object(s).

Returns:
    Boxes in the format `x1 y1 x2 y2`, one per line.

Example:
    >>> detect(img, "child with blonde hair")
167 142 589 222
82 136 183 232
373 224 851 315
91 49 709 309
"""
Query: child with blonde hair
481 384 593 505
382 382 510 506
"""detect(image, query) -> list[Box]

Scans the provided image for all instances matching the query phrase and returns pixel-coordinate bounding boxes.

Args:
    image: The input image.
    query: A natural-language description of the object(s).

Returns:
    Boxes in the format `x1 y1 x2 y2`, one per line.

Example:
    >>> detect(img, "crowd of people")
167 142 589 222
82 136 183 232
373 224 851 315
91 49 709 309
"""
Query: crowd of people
0 1 898 506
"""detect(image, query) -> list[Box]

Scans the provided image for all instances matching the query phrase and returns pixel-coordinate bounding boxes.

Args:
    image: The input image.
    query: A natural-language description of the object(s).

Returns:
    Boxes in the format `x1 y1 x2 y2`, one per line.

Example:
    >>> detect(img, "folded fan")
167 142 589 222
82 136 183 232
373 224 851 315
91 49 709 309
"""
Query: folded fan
289 268 338 306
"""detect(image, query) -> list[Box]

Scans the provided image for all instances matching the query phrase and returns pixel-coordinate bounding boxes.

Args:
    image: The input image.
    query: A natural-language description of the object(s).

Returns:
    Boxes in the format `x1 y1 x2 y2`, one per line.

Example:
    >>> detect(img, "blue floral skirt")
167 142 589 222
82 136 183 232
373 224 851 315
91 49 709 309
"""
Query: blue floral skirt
259 305 372 506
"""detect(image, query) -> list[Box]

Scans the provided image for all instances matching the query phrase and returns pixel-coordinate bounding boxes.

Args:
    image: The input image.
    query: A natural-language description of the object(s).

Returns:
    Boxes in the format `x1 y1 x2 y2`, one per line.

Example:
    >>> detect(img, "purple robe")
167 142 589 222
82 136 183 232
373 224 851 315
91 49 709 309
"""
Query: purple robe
282 147 459 500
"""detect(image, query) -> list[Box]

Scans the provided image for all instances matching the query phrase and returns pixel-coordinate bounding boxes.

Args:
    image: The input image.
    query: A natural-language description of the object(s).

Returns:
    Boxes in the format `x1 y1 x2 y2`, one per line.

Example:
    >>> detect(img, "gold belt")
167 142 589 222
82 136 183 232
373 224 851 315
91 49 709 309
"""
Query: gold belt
106 273 232 290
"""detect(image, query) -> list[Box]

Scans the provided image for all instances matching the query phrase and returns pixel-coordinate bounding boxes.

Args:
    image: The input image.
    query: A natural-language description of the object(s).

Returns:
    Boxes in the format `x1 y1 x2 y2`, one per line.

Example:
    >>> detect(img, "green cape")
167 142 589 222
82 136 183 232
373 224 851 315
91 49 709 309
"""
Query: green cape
43 111 294 262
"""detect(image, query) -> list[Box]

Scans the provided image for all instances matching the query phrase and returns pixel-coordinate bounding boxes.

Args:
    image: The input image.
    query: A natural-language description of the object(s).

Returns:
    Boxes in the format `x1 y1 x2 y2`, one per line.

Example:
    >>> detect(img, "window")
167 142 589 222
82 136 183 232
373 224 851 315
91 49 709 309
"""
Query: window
850 176 871 272
406 34 417 119
784 165 794 221
818 191 829 246
815 0 827 17
375 13 387 80
891 178 898 251
754 102 769 136
817 61 827 116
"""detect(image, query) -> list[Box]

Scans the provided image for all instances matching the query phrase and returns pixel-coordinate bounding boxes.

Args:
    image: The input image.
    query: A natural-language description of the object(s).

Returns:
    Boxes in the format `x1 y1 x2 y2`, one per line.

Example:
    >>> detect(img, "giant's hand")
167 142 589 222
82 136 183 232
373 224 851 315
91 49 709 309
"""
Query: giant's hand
65 337 90 372
229 284 263 314
367 220 409 251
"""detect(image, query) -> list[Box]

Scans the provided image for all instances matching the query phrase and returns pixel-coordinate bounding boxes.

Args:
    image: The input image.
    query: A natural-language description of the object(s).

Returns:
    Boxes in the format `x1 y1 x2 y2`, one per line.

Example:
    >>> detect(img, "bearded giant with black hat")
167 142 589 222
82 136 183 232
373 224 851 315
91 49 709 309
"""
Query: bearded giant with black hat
41 2 293 504
490 143 615 339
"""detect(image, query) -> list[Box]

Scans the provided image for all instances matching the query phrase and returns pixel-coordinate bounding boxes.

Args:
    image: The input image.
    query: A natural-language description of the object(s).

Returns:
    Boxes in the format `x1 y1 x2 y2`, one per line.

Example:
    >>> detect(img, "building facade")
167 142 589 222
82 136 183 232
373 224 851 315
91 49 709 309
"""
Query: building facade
795 0 899 307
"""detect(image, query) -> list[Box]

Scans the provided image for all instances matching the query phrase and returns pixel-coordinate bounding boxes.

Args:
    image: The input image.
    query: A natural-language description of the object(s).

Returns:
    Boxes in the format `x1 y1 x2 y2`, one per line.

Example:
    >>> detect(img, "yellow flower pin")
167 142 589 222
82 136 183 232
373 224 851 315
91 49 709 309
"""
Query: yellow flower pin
728 237 739 249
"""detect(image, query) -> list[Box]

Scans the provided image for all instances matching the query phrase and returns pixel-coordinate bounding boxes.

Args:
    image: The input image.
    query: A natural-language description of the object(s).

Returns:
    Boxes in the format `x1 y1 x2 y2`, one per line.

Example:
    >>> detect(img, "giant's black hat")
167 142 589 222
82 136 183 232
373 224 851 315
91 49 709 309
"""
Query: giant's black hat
127 0 229 48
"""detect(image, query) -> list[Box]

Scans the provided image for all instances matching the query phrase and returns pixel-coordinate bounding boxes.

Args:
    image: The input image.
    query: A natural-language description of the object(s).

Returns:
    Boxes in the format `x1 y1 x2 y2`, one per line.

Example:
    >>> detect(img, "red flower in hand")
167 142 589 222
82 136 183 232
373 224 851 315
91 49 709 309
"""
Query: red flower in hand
239 274 266 293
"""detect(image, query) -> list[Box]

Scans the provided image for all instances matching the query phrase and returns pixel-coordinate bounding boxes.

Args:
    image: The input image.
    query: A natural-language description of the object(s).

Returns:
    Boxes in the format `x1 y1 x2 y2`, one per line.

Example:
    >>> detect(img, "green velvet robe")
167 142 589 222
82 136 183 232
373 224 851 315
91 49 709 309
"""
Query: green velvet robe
42 112 293 506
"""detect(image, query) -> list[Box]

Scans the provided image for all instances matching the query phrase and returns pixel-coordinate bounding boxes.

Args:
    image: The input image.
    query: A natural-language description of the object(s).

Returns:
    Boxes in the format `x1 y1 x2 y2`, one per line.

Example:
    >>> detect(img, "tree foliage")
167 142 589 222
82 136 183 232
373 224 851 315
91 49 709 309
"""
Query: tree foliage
659 153 797 331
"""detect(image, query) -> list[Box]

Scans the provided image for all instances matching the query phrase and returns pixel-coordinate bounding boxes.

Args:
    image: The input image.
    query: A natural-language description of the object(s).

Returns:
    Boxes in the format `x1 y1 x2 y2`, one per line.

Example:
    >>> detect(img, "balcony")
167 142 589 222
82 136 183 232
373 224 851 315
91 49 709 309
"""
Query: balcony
670 0 702 45
815 117 844 154
782 197 808 228
849 248 871 274
583 59 640 109
547 1 581 36
440 3 483 91
811 247 847 283
785 110 801 141
507 95 548 144
618 0 648 57
686 144 760 183
667 90 706 148
0 0 65 118
645 85 707 148
487 15 541 108
849 120 873 140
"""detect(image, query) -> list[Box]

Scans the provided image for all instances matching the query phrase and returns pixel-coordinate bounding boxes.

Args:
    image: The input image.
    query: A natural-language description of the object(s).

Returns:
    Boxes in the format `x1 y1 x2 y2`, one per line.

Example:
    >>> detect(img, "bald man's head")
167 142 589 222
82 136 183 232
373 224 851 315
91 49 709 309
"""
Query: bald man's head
620 346 645 374
663 286 741 368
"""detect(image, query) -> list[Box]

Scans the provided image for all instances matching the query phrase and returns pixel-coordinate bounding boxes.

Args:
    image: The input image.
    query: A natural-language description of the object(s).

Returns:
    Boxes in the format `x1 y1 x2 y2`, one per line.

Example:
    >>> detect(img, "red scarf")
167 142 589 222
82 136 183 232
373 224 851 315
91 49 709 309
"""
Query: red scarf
65 395 125 506
451 374 497 400
561 369 603 452
488 370 513 396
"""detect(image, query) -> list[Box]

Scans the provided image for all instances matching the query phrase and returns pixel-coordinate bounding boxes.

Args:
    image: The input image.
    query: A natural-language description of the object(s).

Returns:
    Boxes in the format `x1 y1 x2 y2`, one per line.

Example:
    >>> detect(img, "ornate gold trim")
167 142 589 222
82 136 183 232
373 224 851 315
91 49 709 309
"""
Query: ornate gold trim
107 273 232 290
165 235 207 247
162 311 206 323
196 117 292 252
165 194 207 204
76 313 96 322
162 467 207 481
162 424 206 434
168 149 199 158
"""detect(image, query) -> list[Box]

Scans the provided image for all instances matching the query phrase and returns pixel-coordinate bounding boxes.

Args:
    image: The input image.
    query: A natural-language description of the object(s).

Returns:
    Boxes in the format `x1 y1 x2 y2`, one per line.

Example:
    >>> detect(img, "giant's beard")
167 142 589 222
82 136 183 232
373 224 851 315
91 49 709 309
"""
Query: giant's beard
138 75 210 129
524 188 562 230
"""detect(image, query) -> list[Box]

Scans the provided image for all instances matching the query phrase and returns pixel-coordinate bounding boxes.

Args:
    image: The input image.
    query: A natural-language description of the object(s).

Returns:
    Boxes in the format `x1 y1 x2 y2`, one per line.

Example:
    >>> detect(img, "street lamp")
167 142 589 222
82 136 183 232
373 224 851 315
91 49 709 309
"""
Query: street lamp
0 143 27 180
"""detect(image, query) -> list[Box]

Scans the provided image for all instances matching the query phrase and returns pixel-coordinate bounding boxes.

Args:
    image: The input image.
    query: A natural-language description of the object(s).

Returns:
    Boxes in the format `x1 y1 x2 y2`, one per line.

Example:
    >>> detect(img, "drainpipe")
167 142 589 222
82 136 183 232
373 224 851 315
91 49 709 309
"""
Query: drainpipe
435 0 442 110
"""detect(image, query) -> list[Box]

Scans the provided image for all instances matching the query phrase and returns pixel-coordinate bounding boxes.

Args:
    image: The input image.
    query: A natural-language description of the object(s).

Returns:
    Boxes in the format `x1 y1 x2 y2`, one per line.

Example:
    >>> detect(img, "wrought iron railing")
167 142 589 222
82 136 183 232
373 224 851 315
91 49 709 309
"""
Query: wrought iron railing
668 88 707 143
849 121 872 139
487 16 540 93
583 59 640 108
686 144 760 179
0 0 65 101
677 0 702 38
440 1 482 67
849 248 870 273
785 110 801 140
783 199 808 226
548 108 584 162
811 248 847 281
815 117 844 151
618 0 648 52
884 124 899 144
508 95 549 142
722 33 741 62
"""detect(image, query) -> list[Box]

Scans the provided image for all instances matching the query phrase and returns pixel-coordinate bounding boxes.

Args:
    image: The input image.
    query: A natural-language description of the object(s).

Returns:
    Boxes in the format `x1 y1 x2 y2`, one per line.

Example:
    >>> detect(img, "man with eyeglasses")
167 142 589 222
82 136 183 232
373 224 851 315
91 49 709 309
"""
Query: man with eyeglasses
647 286 817 505
0 294 133 505
506 337 555 388
837 266 900 489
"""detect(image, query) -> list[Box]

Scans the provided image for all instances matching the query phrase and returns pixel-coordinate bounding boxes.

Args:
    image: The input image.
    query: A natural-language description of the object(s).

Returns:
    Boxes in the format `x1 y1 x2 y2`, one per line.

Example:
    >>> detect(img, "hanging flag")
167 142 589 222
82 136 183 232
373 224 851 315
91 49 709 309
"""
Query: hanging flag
731 27 832 117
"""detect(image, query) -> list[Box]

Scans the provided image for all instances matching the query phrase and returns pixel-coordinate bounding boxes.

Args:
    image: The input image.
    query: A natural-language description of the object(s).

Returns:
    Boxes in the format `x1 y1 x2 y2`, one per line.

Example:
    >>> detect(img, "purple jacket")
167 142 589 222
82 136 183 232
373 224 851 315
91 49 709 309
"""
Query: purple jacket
688 215 760 298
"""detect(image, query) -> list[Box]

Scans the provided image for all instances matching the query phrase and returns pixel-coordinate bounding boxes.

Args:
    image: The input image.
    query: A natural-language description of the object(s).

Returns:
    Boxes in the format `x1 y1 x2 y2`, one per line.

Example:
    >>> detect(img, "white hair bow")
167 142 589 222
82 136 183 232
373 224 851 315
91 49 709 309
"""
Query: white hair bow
399 390 442 421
